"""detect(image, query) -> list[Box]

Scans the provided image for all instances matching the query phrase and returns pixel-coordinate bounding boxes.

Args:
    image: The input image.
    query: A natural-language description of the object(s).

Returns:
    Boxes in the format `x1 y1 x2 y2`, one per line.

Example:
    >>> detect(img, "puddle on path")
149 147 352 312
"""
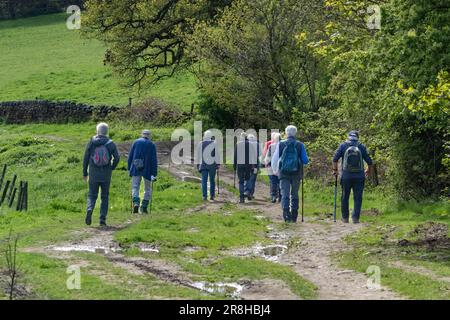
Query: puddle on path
49 243 160 255
192 282 244 299
229 244 288 262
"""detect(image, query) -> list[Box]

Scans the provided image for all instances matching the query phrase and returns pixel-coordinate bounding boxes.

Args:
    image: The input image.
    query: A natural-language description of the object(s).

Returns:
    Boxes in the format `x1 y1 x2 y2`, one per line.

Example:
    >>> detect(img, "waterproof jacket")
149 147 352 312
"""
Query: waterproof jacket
333 140 373 180
233 138 260 171
128 137 158 181
196 139 220 171
83 135 120 182
271 136 309 179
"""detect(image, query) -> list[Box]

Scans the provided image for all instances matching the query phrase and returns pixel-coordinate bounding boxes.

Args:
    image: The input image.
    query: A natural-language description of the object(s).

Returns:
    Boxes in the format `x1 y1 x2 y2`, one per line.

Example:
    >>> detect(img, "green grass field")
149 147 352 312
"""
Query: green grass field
0 14 199 110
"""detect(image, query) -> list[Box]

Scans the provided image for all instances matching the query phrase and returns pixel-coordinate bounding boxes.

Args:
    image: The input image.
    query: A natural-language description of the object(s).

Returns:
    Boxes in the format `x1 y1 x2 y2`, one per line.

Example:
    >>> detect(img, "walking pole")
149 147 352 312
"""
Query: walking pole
130 187 133 214
333 174 338 223
301 177 304 223
217 167 220 195
233 169 236 189
149 180 154 215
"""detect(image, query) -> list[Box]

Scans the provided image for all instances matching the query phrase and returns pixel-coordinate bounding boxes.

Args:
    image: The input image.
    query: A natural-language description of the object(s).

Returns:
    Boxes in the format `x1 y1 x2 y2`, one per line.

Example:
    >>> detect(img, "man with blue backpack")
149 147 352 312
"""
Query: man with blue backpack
271 126 309 223
83 123 120 227
128 129 158 214
332 131 373 224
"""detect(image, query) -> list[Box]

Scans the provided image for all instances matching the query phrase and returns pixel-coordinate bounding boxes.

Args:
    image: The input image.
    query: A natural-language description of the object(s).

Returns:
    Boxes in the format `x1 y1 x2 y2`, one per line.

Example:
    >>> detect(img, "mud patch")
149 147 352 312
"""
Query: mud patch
361 208 381 216
0 271 34 300
399 222 450 249
240 279 299 300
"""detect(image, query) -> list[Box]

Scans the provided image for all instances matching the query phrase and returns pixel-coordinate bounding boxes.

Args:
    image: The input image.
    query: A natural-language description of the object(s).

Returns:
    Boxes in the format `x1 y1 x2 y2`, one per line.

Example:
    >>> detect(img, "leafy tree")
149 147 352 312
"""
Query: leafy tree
326 0 449 199
187 0 328 128
83 0 231 88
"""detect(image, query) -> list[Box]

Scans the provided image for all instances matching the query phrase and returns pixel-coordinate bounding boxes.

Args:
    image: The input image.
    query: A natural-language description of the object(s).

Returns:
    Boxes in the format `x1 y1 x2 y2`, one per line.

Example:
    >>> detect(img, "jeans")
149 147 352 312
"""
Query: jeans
237 165 252 199
341 178 365 222
132 176 152 203
87 179 111 223
280 175 301 222
201 167 216 199
269 175 280 198
245 173 257 196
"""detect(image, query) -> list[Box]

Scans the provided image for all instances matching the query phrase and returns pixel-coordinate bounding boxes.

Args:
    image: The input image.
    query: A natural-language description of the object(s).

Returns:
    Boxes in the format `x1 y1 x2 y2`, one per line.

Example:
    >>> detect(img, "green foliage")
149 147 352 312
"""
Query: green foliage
83 0 231 87
324 0 450 199
188 0 329 127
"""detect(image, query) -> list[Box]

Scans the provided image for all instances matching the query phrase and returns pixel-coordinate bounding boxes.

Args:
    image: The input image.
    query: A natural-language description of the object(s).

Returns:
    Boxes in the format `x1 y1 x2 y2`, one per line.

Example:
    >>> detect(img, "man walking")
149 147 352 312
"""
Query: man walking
128 129 158 214
332 131 373 224
234 133 259 203
196 130 220 202
272 126 309 223
83 122 120 227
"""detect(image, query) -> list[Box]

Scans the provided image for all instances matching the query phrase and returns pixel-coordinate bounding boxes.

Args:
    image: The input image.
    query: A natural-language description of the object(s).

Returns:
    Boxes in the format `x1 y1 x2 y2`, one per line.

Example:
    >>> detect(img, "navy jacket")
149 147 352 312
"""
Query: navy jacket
233 138 260 171
276 136 309 179
83 135 120 182
333 141 373 180
128 137 158 180
196 140 220 171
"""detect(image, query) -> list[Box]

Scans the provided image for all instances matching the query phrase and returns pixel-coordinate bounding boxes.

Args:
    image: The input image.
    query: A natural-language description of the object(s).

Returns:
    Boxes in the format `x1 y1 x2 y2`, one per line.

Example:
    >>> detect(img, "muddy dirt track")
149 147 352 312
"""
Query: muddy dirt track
24 141 403 300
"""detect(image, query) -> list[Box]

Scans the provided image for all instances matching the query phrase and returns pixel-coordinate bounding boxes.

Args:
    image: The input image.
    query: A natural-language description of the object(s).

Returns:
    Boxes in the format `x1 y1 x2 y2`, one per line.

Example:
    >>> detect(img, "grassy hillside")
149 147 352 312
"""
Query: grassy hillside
0 14 199 110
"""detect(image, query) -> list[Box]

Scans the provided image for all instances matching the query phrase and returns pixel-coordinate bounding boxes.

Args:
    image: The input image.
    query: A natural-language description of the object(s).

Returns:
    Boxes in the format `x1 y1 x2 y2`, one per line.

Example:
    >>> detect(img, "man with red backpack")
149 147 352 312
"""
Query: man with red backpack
83 123 120 227
332 131 373 224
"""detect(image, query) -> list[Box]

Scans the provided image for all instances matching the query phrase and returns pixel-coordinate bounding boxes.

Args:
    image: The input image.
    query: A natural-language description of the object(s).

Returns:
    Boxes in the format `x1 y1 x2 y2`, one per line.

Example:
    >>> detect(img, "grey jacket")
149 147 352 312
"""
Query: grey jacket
83 135 120 182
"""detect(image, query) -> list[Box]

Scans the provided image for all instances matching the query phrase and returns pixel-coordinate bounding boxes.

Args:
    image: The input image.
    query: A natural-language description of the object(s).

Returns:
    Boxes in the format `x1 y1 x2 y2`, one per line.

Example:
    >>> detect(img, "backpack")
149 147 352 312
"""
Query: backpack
92 140 112 167
342 143 364 172
279 141 300 175
133 158 144 171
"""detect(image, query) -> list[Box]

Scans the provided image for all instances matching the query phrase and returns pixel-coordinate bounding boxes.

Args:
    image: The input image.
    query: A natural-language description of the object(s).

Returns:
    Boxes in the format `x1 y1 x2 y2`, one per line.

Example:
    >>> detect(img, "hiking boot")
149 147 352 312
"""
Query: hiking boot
203 197 208 202
352 219 360 224
85 210 92 226
133 196 140 213
141 200 149 214
291 211 299 223
341 218 349 223
283 209 291 222
99 221 108 228
239 197 245 204
271 196 277 203
141 206 148 214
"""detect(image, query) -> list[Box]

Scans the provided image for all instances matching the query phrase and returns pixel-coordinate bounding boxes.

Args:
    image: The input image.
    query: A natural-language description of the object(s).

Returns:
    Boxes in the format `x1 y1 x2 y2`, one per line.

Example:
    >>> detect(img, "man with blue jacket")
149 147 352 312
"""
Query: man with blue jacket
128 129 158 214
272 125 309 223
196 130 220 202
332 131 373 224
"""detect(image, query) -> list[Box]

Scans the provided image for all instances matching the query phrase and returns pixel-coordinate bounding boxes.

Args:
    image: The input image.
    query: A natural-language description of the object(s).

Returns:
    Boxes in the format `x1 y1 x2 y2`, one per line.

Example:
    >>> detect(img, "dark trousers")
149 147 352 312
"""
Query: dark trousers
341 178 365 222
280 175 301 222
237 165 252 199
87 179 111 223
269 175 280 199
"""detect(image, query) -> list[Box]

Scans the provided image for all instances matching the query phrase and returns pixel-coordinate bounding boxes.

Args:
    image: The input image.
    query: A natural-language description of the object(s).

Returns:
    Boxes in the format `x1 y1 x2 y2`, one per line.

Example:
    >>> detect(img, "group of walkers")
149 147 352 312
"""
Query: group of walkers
83 123 157 227
82 122 373 227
